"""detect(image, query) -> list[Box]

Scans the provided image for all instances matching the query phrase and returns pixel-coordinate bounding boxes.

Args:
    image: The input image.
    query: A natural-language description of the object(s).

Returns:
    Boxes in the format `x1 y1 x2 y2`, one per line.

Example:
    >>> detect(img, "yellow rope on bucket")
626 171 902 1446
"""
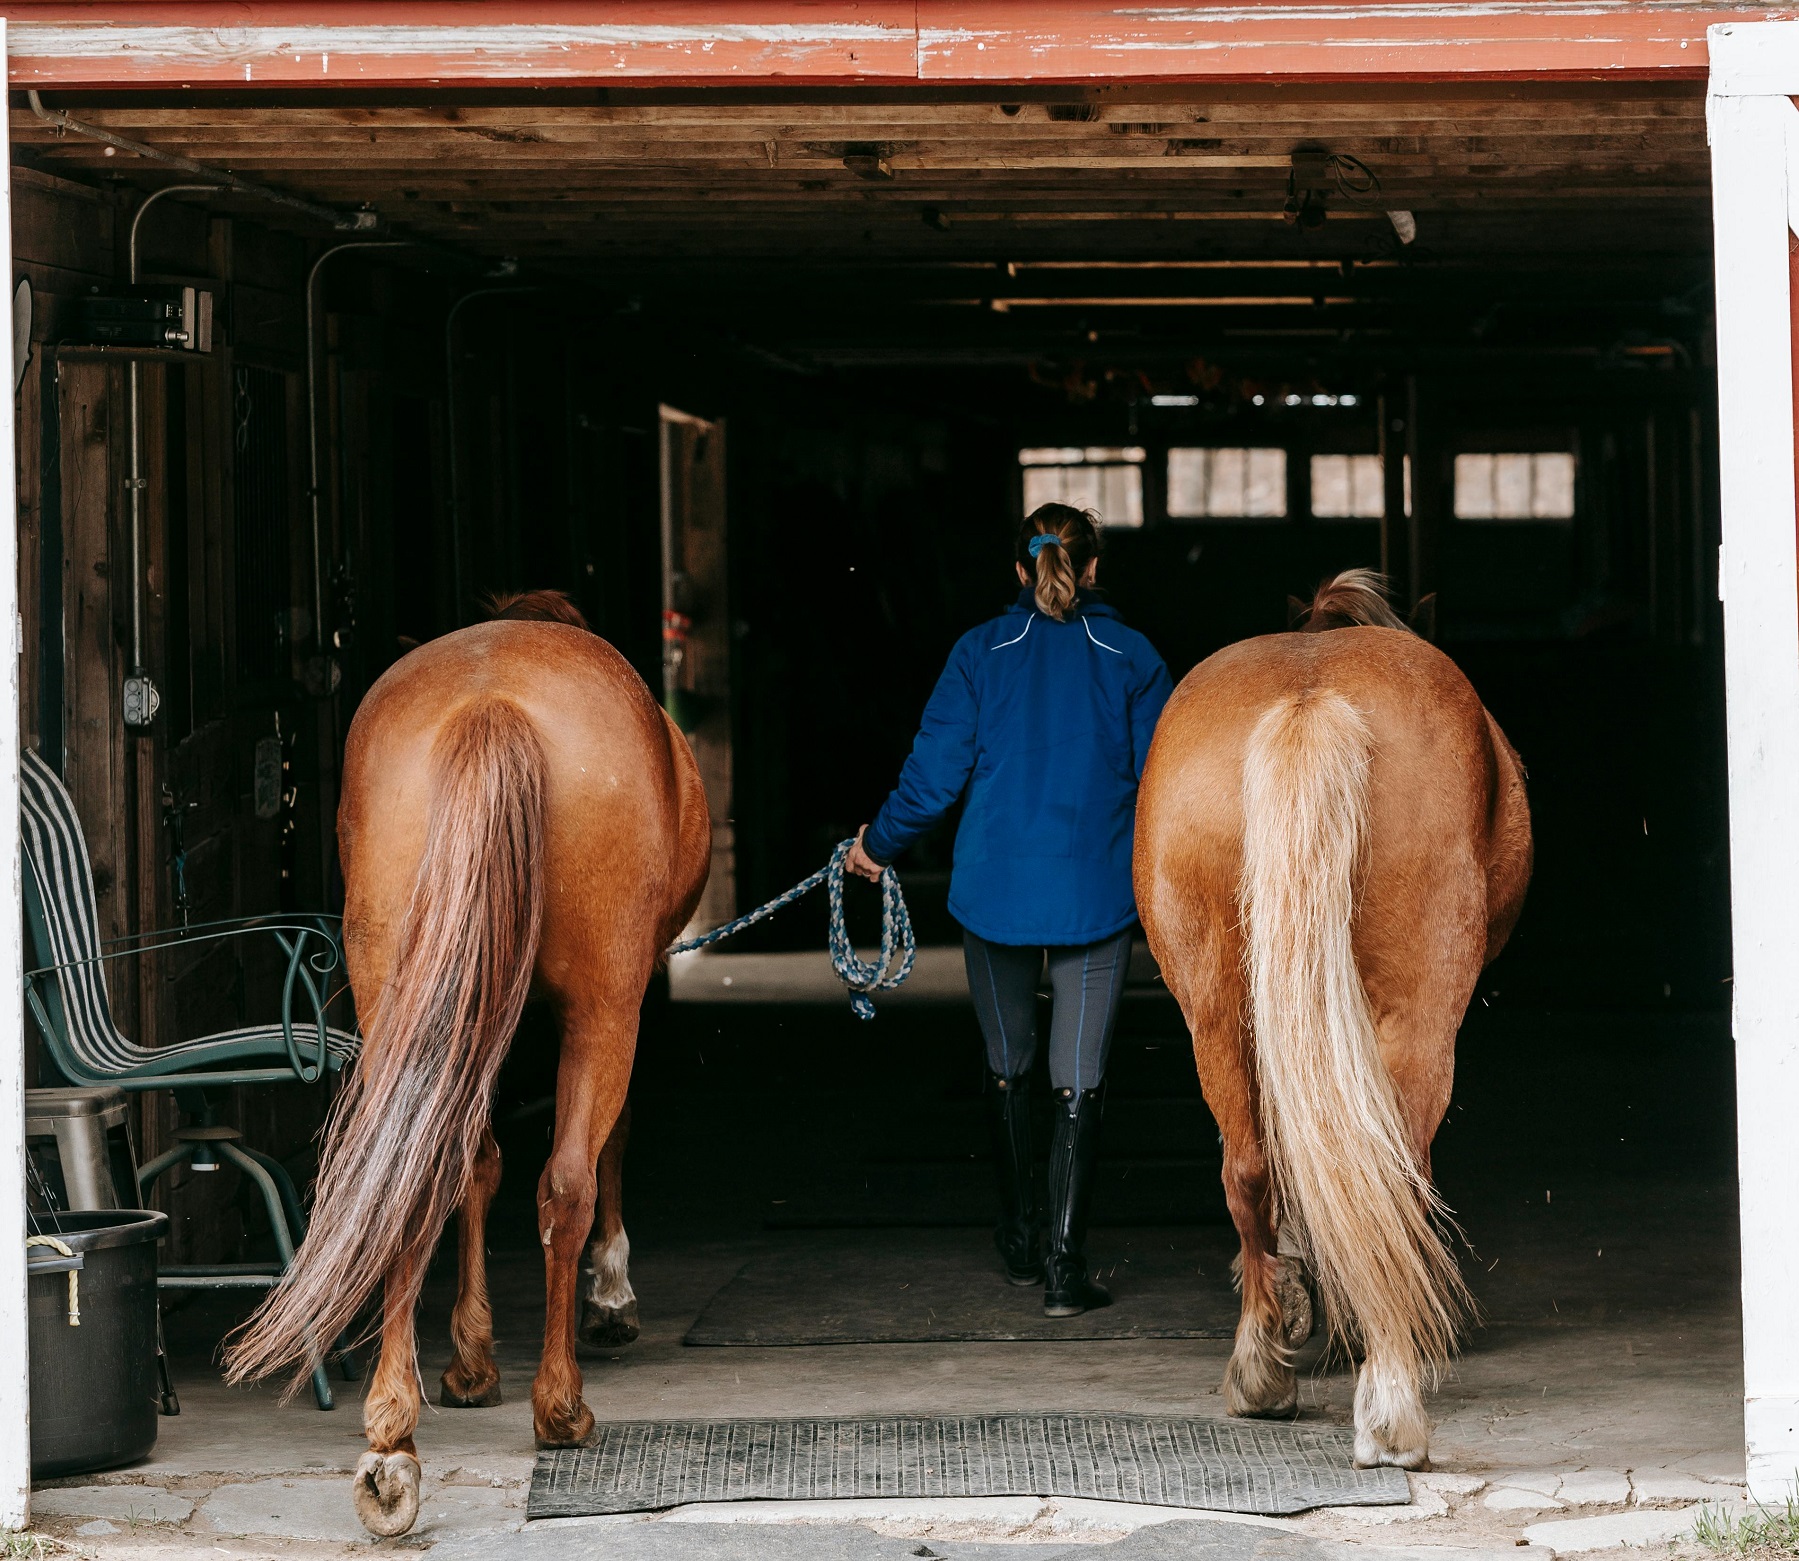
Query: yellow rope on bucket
27 1235 80 1326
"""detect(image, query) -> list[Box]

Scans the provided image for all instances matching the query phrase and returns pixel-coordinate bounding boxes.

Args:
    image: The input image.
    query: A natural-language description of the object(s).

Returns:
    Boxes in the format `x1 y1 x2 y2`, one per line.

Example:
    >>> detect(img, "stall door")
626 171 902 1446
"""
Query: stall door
1707 19 1799 1504
659 404 732 930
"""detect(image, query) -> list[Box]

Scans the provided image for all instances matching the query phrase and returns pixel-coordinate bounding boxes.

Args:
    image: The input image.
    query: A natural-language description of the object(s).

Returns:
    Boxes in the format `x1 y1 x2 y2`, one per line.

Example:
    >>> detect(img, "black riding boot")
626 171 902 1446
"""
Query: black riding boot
986 1071 1041 1285
1043 1084 1112 1317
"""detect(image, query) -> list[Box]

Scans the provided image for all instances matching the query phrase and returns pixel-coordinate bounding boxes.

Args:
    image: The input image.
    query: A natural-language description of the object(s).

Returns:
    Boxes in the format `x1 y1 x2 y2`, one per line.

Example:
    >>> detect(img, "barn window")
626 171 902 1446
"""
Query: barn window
1019 446 1145 527
1167 447 1287 519
1454 452 1576 520
1310 454 1384 519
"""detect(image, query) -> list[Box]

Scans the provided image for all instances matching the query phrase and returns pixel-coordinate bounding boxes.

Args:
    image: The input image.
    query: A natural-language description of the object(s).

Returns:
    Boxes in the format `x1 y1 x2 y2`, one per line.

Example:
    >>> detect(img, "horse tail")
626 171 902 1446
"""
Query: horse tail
226 699 547 1394
1238 689 1469 1429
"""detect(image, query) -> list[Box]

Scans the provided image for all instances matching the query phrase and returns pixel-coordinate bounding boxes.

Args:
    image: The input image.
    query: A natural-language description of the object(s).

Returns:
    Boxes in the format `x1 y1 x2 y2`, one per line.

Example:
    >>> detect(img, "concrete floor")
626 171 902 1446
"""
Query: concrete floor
25 1007 1748 1559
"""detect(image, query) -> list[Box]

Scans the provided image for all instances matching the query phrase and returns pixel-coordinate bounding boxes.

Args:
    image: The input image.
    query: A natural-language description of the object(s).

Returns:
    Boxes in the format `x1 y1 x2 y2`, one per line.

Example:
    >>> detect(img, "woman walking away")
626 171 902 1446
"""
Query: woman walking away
845 504 1173 1316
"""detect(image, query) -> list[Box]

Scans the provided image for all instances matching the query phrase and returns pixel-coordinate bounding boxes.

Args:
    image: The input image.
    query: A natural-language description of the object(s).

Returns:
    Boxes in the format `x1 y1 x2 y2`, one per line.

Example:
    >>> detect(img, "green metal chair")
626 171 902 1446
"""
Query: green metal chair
20 747 360 1409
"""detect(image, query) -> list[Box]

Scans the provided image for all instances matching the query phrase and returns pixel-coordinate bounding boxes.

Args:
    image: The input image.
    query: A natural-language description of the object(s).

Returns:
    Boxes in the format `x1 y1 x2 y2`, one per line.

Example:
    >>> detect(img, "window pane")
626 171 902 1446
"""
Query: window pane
1168 447 1287 518
1494 454 1534 517
1021 462 1141 527
1351 455 1385 517
1099 465 1145 526
1312 454 1383 520
1455 451 1575 521
1311 455 1352 518
1533 452 1576 518
1208 448 1246 514
1019 447 1087 467
1167 448 1208 517
1246 449 1287 517
1454 454 1497 519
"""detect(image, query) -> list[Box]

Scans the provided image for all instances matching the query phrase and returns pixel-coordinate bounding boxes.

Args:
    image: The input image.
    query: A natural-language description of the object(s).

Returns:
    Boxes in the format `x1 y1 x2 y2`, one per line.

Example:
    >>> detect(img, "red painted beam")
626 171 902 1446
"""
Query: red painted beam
4 2 1793 88
918 2 1792 82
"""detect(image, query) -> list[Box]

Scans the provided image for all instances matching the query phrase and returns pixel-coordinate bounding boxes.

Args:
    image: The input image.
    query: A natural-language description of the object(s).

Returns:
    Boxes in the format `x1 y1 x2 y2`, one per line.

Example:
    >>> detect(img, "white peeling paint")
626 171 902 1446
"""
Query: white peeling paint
7 22 902 67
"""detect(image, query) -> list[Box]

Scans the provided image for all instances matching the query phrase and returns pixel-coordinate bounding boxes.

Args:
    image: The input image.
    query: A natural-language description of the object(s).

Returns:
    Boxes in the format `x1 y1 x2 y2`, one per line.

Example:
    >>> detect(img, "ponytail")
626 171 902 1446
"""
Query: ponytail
1018 504 1101 623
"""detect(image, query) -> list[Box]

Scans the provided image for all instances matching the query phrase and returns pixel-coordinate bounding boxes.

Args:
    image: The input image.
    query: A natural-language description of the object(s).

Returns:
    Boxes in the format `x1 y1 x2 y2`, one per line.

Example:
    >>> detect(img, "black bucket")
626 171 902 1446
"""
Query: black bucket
28 1209 168 1477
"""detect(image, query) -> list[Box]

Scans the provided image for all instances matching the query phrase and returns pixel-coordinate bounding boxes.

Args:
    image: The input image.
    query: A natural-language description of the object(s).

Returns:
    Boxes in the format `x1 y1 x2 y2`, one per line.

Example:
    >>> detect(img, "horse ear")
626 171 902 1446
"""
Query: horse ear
1409 592 1438 640
1287 594 1310 628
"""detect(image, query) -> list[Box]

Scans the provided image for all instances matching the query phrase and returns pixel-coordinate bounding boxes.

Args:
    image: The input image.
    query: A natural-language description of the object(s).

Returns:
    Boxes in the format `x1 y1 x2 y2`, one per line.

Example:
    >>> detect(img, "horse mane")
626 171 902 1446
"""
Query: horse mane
485 589 590 631
1291 569 1411 634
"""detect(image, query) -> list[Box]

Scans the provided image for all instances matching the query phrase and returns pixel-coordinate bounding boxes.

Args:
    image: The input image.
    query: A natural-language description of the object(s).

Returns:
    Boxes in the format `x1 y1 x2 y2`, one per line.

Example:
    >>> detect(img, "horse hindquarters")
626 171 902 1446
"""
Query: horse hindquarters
1239 690 1469 1470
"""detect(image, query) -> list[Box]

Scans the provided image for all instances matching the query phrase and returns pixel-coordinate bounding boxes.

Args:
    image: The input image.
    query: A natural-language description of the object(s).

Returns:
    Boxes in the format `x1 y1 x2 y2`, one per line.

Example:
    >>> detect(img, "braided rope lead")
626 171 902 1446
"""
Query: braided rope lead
667 839 916 1020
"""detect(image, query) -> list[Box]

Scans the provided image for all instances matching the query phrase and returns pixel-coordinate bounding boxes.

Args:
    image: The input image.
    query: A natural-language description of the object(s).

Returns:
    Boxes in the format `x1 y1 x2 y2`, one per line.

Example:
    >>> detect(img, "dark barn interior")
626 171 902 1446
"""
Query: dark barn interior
8 83 1737 1469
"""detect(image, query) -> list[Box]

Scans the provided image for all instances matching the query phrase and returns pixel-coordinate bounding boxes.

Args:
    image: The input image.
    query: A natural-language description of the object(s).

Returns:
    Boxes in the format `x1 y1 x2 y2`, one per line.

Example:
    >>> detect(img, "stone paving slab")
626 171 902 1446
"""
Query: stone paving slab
195 1476 524 1544
1522 1505 1709 1551
31 1483 196 1523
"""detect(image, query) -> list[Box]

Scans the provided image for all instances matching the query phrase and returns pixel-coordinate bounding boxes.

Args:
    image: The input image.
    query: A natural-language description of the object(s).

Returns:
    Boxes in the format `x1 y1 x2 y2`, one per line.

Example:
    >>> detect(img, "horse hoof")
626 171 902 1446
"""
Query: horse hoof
352 1451 421 1537
535 1405 597 1450
578 1300 640 1349
1353 1429 1430 1471
1275 1256 1316 1349
440 1375 502 1408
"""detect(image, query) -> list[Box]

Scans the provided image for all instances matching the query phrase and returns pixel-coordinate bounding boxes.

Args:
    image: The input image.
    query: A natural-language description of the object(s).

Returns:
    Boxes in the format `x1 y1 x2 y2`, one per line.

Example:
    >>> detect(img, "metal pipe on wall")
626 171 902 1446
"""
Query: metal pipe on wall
304 241 415 676
120 184 217 725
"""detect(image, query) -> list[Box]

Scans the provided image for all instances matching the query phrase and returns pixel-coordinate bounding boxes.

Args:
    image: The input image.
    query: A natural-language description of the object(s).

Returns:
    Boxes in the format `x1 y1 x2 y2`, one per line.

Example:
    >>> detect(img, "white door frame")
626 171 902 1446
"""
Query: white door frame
1709 20 1799 1506
0 14 30 1532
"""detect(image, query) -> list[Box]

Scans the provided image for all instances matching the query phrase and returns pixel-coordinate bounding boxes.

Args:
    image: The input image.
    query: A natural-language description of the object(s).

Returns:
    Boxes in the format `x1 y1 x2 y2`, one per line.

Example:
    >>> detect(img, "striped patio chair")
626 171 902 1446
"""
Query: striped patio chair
20 747 361 1410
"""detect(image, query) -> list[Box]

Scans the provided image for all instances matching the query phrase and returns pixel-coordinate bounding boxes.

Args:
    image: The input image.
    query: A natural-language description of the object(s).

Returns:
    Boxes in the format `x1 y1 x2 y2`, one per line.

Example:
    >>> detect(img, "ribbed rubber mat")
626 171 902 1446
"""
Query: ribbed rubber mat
527 1414 1409 1518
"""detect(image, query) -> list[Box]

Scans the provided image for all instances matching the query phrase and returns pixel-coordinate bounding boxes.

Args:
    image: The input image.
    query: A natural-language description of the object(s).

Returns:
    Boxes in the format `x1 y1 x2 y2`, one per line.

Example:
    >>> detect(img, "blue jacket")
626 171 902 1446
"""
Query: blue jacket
865 590 1173 946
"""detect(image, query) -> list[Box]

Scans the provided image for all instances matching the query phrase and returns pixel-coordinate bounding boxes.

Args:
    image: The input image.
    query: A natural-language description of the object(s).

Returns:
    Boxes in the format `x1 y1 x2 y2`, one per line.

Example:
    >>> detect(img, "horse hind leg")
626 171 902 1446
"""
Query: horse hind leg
441 1124 504 1407
534 1007 636 1448
1221 1130 1299 1417
354 1250 425 1537
579 1102 639 1349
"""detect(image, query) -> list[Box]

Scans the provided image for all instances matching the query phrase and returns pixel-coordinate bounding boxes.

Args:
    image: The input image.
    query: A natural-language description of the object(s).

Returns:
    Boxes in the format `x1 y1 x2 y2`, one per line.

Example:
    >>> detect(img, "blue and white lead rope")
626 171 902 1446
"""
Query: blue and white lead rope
666 838 916 1020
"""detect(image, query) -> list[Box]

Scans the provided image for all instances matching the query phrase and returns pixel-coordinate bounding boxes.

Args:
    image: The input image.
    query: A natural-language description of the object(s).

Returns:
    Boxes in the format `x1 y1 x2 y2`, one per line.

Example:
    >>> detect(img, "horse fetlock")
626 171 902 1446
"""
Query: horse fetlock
352 1450 421 1537
1352 1358 1432 1470
1223 1311 1298 1418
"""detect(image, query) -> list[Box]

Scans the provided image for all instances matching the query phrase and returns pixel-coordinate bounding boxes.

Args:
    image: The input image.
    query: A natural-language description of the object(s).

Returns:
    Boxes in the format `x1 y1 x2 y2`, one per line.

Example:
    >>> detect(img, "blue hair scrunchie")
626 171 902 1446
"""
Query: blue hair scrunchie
1027 533 1064 559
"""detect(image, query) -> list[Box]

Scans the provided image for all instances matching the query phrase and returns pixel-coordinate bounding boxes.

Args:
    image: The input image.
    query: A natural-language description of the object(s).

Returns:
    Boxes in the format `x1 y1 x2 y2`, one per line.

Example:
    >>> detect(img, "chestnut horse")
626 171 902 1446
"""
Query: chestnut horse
1135 570 1531 1470
225 597 709 1536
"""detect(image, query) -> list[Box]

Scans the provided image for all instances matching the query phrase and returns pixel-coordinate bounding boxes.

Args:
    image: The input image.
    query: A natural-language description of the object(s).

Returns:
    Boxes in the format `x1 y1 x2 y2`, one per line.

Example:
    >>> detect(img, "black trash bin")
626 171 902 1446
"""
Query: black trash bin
28 1209 168 1476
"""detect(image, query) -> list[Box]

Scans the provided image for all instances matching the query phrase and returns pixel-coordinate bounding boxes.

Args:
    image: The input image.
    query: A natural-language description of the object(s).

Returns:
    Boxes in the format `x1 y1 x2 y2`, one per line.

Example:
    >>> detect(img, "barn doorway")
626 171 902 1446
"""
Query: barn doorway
8 73 1748 1545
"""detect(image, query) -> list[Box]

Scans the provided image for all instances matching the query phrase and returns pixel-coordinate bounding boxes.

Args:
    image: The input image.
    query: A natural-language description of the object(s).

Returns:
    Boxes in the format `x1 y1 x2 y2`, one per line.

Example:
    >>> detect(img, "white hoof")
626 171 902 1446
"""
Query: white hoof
353 1450 421 1537
1353 1426 1430 1471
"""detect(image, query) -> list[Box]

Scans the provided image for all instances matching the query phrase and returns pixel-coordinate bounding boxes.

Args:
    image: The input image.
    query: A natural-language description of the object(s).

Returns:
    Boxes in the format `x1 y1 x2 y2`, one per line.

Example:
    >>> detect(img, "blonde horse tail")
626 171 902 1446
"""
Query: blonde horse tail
1239 690 1469 1449
225 699 547 1395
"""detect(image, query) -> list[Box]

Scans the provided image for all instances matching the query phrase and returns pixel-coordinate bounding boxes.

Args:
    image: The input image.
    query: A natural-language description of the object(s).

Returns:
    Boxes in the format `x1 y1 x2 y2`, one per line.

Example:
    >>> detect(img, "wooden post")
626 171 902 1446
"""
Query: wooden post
1377 388 1409 593
1708 20 1799 1505
0 18 32 1528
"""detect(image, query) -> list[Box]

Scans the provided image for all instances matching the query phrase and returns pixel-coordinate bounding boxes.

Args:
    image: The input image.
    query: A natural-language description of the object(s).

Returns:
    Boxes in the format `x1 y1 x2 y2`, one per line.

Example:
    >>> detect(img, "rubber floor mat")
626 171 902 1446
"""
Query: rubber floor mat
527 1414 1408 1518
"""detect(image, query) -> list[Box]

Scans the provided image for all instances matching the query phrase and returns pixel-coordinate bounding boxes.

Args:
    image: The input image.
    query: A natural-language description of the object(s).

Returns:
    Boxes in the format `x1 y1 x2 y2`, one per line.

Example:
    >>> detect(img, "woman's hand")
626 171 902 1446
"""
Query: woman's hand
845 826 886 883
